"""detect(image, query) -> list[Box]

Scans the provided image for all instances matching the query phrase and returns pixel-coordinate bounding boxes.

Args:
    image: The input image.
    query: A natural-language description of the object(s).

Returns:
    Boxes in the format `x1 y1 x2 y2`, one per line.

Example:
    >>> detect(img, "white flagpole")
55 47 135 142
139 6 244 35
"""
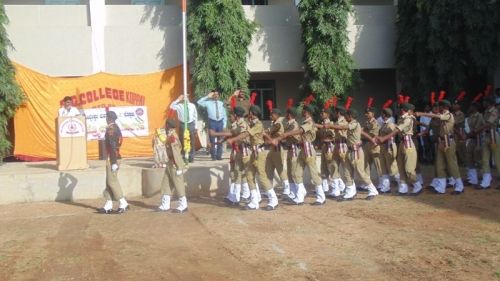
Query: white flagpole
182 0 188 106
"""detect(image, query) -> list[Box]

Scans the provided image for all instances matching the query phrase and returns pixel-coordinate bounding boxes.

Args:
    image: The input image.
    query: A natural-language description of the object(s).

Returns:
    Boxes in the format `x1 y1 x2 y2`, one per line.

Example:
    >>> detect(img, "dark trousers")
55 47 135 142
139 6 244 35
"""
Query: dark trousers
179 121 196 161
208 119 223 160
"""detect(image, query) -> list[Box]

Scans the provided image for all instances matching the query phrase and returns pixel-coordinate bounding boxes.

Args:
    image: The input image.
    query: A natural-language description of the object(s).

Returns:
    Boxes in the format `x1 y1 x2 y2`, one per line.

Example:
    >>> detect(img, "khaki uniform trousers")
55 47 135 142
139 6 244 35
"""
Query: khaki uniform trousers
287 148 299 184
465 138 482 169
481 132 500 174
455 139 466 166
230 150 250 184
104 163 124 200
435 140 460 178
380 143 398 177
292 147 322 186
396 143 417 184
332 145 347 180
363 143 382 178
265 148 288 182
247 150 272 191
160 162 186 197
320 143 336 178
343 147 372 186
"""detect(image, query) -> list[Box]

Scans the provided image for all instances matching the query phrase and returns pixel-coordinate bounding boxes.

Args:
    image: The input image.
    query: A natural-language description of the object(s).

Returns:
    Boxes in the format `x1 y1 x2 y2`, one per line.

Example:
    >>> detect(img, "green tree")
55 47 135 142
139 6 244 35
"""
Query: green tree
187 0 256 99
0 5 24 162
396 0 499 99
298 0 355 103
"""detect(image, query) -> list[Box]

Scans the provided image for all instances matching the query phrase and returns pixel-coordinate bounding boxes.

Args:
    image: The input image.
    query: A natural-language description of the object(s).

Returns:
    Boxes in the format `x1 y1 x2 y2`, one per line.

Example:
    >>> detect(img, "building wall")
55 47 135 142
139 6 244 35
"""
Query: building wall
5 3 397 76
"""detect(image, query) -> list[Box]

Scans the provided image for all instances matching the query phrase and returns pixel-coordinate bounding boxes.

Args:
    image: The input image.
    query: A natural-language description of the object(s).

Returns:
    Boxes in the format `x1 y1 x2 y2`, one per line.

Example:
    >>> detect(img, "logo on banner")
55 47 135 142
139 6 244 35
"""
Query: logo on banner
59 118 86 138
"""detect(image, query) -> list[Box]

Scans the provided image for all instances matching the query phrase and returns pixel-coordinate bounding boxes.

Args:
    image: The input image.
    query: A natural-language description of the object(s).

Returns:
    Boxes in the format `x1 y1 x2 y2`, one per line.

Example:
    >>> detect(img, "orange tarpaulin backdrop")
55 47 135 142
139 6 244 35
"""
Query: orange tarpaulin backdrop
13 62 183 160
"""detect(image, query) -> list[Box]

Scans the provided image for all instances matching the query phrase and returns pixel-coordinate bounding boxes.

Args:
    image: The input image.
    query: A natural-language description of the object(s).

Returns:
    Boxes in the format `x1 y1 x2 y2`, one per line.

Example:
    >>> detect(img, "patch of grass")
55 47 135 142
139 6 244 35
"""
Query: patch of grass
495 270 500 279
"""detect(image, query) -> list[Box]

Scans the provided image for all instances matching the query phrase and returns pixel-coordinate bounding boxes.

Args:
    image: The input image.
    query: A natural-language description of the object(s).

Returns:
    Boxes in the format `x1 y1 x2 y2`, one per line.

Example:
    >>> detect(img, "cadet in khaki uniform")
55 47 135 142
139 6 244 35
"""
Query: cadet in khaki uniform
464 102 484 186
211 106 250 205
316 106 335 193
271 105 324 205
327 106 348 198
263 108 291 196
416 100 464 194
452 101 466 167
377 103 422 195
474 97 500 189
282 107 301 200
324 109 379 200
227 105 278 211
157 119 189 213
98 111 129 214
362 107 382 190
377 107 399 193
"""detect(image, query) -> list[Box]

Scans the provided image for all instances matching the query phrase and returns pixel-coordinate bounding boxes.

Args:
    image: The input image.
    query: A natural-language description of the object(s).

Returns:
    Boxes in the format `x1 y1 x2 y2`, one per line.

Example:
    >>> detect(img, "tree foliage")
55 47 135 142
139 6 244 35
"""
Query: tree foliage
298 0 355 102
187 0 256 99
0 5 24 161
396 0 500 99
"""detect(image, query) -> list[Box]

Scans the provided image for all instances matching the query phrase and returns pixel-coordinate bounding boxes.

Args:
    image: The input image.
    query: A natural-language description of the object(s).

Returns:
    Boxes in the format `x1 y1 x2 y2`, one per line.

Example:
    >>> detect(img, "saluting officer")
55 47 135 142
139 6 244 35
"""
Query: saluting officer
157 119 189 213
98 111 129 214
227 105 278 211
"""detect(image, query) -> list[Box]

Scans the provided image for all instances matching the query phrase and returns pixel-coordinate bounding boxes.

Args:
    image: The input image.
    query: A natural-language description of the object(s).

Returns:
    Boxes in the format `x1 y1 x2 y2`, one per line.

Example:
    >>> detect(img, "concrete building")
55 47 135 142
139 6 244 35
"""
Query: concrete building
4 0 499 118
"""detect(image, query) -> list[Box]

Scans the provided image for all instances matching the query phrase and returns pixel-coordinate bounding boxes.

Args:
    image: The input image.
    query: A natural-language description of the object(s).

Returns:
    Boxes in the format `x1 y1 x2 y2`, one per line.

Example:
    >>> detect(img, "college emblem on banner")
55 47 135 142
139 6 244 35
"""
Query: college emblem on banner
59 118 86 138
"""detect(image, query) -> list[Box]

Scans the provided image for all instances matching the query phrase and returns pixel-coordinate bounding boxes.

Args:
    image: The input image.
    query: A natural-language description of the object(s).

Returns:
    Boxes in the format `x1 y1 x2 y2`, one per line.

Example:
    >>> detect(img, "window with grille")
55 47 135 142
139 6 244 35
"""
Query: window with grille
242 0 268 5
248 80 276 120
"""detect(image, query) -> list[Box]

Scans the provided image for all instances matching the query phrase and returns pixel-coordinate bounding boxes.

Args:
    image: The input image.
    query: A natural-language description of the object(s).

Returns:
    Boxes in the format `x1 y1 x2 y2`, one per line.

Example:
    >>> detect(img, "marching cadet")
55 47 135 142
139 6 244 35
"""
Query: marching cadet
464 98 484 186
324 107 379 200
376 103 422 195
315 101 336 193
377 102 399 193
271 103 325 205
474 96 500 189
327 105 348 198
452 92 467 167
98 111 129 214
363 99 383 190
157 119 189 213
263 101 291 197
416 100 464 194
281 102 301 200
227 105 278 211
211 105 250 206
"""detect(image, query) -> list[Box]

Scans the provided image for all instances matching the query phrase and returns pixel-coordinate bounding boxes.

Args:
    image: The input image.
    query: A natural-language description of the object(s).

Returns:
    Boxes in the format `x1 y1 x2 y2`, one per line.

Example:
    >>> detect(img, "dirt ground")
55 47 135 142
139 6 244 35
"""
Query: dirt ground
0 186 499 281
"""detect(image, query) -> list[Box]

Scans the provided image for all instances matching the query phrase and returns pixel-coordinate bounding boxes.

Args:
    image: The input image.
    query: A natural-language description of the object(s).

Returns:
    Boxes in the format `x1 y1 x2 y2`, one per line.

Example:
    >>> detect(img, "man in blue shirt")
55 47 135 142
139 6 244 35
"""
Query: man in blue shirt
197 90 227 160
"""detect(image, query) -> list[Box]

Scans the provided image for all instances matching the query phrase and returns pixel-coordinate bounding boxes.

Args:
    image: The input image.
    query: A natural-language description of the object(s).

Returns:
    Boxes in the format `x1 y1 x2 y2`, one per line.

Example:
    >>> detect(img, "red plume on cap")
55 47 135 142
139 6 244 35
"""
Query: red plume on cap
404 96 410 103
324 99 332 110
456 90 466 102
230 96 237 110
331 96 338 108
345 96 353 110
438 90 446 101
303 94 314 106
266 100 273 113
249 91 257 105
382 99 393 109
397 95 404 105
430 91 436 105
286 98 294 109
485 85 493 96
472 93 483 103
367 97 374 108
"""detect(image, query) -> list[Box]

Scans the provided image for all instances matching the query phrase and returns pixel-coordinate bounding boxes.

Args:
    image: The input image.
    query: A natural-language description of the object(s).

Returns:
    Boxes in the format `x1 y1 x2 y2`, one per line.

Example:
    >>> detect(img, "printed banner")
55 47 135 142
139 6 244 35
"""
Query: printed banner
13 62 184 160
85 106 149 140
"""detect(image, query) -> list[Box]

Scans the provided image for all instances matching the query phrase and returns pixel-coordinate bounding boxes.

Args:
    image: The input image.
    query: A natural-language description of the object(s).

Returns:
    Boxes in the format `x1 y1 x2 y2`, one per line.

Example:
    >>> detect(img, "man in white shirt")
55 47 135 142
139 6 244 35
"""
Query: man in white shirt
58 96 80 117
170 94 198 162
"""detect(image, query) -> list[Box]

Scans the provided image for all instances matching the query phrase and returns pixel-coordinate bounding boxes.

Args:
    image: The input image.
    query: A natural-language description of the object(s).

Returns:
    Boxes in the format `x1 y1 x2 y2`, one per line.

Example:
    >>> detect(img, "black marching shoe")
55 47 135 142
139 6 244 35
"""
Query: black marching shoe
365 195 376 201
116 206 129 214
172 208 188 214
240 197 251 204
396 192 408 196
224 198 239 207
97 208 112 214
265 205 278 211
451 190 463 195
474 185 490 190
312 201 326 206
379 190 392 195
244 205 259 211
338 196 355 202
409 189 423 196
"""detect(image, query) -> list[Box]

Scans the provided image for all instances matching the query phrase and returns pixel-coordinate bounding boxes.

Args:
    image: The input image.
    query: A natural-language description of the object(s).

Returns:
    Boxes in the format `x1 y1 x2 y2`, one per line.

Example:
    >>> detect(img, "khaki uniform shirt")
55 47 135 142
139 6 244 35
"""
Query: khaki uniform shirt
379 120 397 137
285 118 300 145
468 112 484 133
165 128 185 169
364 118 380 138
438 110 454 137
231 118 249 145
483 106 499 127
346 119 362 147
335 115 348 140
266 117 285 139
396 113 415 136
300 117 317 143
318 118 335 141
453 111 465 131
247 118 265 146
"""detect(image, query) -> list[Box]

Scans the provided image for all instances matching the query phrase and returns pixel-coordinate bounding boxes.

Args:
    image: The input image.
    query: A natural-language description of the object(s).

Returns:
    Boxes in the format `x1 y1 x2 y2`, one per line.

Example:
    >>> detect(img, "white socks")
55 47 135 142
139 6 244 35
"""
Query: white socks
315 185 326 203
241 182 250 199
283 180 291 195
454 178 464 192
321 179 329 192
480 173 492 188
247 189 260 209
293 183 307 204
398 183 408 194
118 198 128 209
366 183 378 197
267 189 278 208
158 194 171 211
343 184 356 199
412 181 423 194
102 200 113 211
176 196 188 211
